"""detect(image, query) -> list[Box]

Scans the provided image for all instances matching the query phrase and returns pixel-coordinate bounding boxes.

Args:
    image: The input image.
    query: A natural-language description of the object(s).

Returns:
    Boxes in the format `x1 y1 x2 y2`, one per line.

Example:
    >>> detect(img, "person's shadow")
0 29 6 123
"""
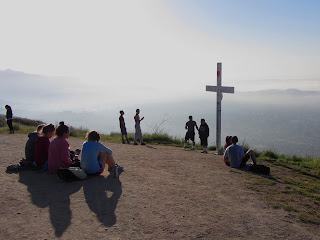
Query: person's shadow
16 171 122 237
83 174 122 227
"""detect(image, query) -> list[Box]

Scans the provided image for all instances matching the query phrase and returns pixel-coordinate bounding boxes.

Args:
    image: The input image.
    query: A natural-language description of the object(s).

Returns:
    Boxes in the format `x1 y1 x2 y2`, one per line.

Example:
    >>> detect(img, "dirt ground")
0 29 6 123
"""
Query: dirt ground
0 133 319 240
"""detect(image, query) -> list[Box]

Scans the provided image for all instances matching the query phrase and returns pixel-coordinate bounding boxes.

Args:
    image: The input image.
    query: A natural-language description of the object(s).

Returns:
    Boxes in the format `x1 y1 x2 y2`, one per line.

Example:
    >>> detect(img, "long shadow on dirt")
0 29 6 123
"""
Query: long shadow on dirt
15 170 122 237
83 175 122 227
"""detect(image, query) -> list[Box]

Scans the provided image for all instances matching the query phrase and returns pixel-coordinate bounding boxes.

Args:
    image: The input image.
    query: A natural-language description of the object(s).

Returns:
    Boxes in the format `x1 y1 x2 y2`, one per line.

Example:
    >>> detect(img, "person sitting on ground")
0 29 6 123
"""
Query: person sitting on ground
48 122 72 173
81 130 118 175
223 136 257 168
198 118 209 153
23 124 46 166
224 136 232 151
34 124 55 168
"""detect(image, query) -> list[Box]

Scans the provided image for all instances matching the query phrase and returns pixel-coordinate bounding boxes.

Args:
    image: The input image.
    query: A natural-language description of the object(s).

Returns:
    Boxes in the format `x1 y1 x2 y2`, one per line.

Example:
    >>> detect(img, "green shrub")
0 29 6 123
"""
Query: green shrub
208 146 216 151
14 117 44 126
69 126 89 138
0 116 6 127
12 123 20 131
240 140 250 153
261 150 279 159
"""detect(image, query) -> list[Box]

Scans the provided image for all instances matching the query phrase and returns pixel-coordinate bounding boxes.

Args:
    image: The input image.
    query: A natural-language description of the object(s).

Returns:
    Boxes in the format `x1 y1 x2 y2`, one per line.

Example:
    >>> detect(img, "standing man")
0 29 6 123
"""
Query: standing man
5 105 14 134
134 109 145 145
198 118 209 153
119 110 130 144
184 116 198 150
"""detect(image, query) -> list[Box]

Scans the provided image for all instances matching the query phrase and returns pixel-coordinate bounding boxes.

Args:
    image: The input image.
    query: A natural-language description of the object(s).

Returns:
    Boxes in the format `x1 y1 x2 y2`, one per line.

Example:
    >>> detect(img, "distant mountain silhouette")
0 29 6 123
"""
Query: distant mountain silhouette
247 88 320 96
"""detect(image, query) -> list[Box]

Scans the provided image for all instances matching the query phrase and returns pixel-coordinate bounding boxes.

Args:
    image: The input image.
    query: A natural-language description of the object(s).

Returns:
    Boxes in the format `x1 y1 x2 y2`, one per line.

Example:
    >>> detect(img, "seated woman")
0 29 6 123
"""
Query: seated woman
48 122 72 173
81 130 116 175
34 124 55 168
224 136 232 152
24 124 46 166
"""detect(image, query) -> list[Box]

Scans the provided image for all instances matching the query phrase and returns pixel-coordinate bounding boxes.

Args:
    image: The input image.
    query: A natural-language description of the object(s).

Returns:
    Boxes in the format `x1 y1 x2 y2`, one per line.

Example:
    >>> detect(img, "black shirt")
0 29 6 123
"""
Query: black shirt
119 115 125 129
199 123 209 138
186 120 197 132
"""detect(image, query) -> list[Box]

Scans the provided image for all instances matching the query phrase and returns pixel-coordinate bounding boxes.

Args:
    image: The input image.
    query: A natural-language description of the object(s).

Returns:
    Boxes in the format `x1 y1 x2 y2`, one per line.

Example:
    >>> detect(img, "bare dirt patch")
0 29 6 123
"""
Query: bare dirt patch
1 134 319 239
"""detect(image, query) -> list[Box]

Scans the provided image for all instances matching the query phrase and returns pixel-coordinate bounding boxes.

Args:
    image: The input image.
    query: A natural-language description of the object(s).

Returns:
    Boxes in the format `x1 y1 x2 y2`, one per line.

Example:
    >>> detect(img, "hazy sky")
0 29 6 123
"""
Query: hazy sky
1 0 320 106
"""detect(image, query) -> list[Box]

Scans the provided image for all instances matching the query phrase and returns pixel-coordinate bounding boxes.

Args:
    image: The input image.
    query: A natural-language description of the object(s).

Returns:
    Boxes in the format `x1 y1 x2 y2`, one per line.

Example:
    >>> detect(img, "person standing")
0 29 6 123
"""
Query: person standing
5 105 14 134
184 116 199 150
198 118 209 153
133 109 145 145
119 110 130 144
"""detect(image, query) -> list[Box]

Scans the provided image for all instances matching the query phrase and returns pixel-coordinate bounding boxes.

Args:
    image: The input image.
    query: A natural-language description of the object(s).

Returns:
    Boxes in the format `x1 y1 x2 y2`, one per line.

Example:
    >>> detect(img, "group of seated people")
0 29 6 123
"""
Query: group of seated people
223 135 257 168
20 121 118 176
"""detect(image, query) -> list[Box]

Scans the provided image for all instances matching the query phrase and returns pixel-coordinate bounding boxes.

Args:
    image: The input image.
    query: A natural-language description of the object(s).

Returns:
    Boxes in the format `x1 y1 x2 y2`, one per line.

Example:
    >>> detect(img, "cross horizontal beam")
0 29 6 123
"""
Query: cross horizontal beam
206 86 235 94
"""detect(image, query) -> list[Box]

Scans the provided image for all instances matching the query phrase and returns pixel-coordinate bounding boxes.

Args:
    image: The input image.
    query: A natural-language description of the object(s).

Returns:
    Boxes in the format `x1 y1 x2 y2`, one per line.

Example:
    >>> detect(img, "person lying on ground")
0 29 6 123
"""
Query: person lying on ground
223 136 257 168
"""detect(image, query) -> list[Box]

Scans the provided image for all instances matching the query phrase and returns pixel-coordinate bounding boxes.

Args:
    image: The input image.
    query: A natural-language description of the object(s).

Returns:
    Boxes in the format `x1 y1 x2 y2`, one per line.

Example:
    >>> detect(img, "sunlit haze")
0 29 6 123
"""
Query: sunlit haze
1 0 320 108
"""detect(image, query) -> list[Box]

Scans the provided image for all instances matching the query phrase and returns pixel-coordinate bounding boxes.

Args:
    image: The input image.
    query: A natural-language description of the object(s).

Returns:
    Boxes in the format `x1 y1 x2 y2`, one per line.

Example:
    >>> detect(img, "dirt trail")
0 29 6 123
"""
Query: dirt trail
0 134 319 239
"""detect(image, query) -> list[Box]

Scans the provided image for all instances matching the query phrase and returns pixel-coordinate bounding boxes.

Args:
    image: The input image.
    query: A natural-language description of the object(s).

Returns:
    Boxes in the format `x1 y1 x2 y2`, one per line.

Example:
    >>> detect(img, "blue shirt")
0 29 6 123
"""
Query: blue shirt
223 144 244 168
80 141 112 174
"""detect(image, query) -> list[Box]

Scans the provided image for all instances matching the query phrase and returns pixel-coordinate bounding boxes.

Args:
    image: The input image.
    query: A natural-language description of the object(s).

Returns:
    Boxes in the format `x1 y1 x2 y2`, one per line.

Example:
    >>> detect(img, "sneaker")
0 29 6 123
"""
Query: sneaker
191 148 195 151
201 151 208 154
122 140 126 144
133 143 138 145
141 143 146 145
127 140 130 144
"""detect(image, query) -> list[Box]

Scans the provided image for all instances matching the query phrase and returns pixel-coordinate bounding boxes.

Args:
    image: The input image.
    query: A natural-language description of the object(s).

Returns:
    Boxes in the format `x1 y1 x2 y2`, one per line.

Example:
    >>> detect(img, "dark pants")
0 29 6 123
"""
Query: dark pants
240 153 250 168
7 120 14 133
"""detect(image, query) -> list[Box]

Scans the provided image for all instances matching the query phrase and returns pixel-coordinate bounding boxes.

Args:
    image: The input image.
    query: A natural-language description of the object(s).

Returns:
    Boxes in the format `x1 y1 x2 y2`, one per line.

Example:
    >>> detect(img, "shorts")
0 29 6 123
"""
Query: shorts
121 128 127 135
88 162 104 176
200 137 208 146
185 131 195 141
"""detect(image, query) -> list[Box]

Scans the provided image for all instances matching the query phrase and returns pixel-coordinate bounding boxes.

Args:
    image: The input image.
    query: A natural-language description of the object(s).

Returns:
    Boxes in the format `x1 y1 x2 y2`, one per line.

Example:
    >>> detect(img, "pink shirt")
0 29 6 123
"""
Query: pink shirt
48 137 72 173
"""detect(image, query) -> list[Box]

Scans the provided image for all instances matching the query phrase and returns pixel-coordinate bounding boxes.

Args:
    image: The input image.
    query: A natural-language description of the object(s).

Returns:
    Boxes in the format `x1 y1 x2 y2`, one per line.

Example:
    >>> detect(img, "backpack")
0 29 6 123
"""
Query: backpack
57 167 87 181
249 164 270 175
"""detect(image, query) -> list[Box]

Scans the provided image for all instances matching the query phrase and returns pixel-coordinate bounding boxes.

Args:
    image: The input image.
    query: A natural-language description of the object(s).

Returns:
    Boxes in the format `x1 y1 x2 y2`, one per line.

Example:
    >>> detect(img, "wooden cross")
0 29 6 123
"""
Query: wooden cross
206 63 234 154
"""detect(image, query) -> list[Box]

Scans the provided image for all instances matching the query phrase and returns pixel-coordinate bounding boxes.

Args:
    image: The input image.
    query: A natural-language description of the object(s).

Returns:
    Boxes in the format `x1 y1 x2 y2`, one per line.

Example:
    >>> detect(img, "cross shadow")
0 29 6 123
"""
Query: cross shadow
82 174 122 227
15 171 122 237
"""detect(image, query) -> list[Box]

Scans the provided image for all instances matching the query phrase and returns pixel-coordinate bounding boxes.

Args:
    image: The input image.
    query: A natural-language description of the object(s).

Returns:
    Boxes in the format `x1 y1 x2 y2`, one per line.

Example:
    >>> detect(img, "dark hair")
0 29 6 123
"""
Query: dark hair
37 124 46 132
189 116 192 119
42 124 55 135
231 136 238 144
55 121 69 137
225 136 232 143
136 109 140 112
86 130 100 142
120 110 124 114
201 118 205 121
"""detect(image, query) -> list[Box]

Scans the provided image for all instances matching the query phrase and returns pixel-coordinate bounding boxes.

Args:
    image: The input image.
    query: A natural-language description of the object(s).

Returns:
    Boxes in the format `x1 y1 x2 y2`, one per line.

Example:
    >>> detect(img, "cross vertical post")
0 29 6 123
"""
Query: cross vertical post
206 63 234 154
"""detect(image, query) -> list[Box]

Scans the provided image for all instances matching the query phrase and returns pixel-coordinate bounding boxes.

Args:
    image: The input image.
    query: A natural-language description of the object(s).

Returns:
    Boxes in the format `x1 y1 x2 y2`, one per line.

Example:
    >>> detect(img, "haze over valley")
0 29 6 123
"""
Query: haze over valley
1 69 320 157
